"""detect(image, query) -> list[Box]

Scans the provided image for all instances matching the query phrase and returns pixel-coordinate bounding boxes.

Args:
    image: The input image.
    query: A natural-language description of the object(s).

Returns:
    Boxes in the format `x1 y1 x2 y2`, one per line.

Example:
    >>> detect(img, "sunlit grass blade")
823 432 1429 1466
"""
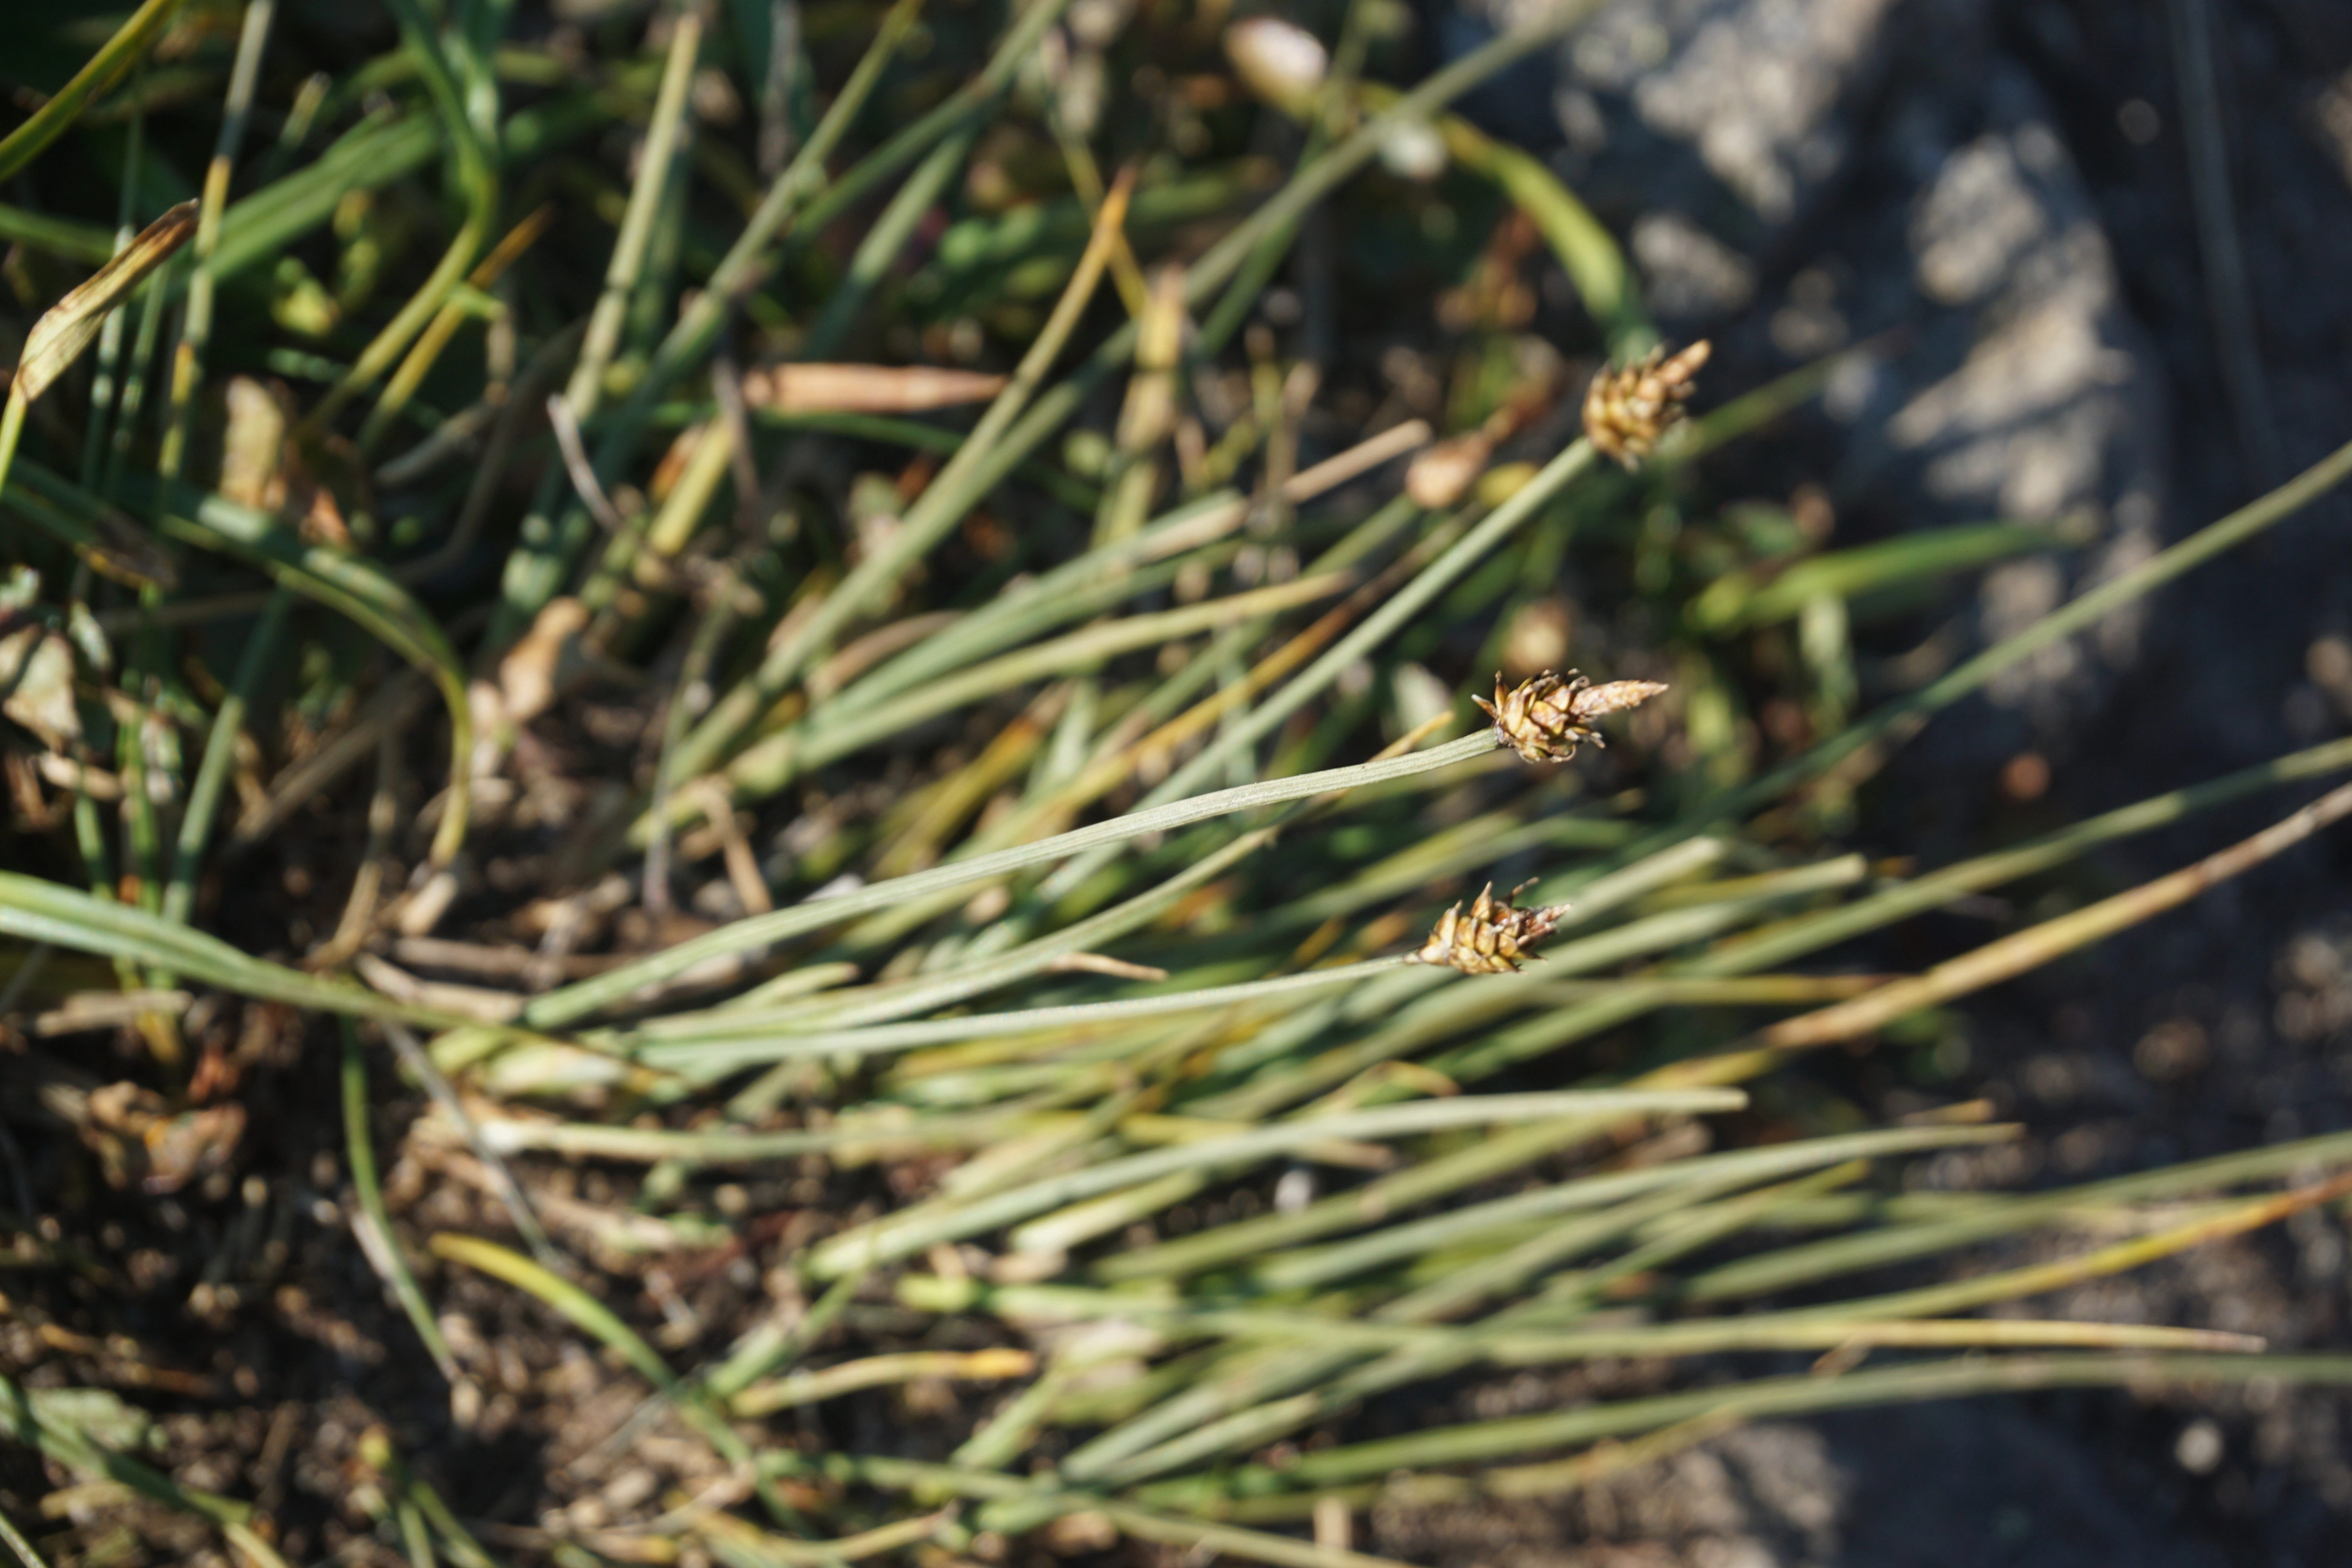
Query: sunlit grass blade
526 731 1495 1028
802 1089 1746 1278
0 0 191 186
1682 1126 2352 1303
1668 776 2352 1086
1230 1353 2352 1491
0 870 468 1029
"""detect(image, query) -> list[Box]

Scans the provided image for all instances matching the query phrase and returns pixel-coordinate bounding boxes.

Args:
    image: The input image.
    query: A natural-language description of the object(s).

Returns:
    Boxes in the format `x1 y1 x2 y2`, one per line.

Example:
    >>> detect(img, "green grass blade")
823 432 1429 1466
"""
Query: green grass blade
0 0 191 186
0 871 469 1029
802 1090 1747 1278
526 732 1496 1028
343 1024 462 1383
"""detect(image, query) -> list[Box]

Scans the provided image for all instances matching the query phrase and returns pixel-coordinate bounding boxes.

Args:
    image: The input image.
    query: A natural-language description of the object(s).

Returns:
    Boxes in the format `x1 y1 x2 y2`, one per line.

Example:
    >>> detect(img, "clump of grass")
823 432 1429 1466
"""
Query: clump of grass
4 3 2352 1566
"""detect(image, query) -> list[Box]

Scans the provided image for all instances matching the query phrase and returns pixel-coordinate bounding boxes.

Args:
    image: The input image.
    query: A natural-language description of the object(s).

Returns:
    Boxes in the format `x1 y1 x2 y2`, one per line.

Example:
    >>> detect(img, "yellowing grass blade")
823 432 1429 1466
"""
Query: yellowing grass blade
15 201 199 404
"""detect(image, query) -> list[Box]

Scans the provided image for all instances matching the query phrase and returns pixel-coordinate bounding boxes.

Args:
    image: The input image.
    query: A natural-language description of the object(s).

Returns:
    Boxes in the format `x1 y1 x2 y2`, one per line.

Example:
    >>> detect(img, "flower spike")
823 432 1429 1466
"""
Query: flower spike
1582 339 1710 468
1475 669 1670 764
1411 882 1570 975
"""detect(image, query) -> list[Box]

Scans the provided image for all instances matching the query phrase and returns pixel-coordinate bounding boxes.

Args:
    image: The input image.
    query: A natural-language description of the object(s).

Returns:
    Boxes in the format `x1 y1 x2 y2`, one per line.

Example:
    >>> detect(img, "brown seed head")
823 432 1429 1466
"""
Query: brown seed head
1473 669 1670 763
1411 882 1569 975
1582 340 1710 469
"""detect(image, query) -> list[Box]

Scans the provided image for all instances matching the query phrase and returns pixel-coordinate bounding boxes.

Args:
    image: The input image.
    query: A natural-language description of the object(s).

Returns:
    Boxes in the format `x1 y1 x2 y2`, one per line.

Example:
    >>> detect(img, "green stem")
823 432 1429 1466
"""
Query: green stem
801 1089 1745 1279
1253 1353 2352 1489
0 391 25 507
0 1500 49 1568
155 0 276 481
342 1022 461 1379
161 592 291 933
562 12 705 419
524 732 1497 1028
0 0 190 185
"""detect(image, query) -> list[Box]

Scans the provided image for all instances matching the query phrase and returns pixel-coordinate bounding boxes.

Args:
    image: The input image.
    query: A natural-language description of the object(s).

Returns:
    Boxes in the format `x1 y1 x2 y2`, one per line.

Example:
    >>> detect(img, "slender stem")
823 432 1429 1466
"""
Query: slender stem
620 958 1408 1067
1679 777 2352 1080
160 590 292 931
1258 1352 2352 1488
342 1022 461 1381
563 13 704 420
100 253 171 503
80 74 148 490
801 1090 1746 1279
0 1503 49 1568
156 0 275 481
0 0 190 185
1684 1124 2352 1303
525 732 1495 1028
0 392 26 506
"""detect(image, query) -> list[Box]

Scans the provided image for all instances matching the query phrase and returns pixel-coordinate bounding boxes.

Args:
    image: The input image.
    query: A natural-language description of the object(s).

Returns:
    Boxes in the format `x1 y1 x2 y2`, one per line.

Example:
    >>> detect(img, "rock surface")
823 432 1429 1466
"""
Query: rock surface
1419 0 2352 1561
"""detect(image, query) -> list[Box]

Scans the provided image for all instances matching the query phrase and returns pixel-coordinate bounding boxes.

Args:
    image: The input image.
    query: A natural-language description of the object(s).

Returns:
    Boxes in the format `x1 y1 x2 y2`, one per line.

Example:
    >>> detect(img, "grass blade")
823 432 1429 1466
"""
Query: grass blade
0 0 190 186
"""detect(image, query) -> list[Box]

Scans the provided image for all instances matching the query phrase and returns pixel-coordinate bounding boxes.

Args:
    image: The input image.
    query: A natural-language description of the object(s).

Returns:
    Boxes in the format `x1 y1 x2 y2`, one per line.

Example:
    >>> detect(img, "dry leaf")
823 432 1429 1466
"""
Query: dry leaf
1404 431 1494 509
219 376 289 510
498 596 590 726
0 621 80 749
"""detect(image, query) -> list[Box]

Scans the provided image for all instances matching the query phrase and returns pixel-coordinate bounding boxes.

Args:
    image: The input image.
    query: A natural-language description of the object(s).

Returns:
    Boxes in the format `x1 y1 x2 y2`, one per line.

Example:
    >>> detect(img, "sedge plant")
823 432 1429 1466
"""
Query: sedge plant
4 5 2352 1567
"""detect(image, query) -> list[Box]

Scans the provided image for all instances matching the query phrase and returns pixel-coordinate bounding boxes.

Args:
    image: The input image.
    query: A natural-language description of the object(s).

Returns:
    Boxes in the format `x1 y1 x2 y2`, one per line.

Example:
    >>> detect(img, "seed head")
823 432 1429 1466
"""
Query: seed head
1582 340 1710 469
1411 882 1568 975
1474 669 1670 763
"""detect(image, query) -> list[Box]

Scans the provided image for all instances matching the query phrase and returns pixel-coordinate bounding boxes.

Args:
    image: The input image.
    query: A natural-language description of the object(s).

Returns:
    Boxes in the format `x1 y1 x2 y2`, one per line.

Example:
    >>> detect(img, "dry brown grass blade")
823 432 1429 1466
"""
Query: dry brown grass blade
739 362 1010 413
1808 1169 2352 1325
13 201 197 403
728 1348 1034 1416
1665 777 2352 1082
